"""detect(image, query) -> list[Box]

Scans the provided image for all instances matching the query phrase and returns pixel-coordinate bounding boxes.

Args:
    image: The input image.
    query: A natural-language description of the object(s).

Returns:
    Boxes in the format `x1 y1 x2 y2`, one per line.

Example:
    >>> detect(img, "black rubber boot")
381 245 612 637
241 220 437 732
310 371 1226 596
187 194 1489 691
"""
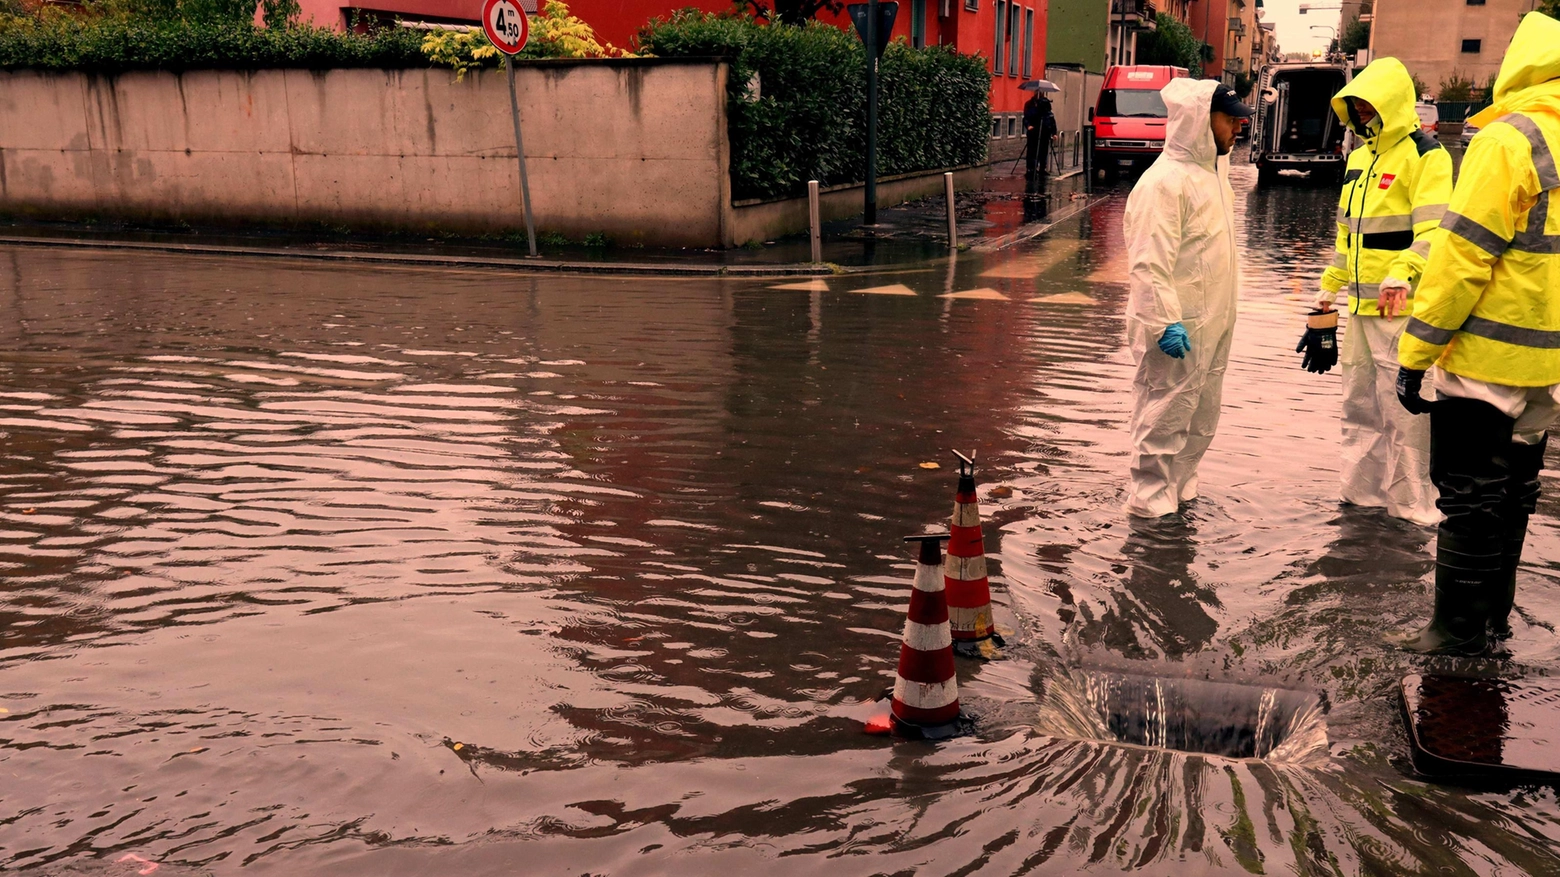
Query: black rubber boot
1392 397 1515 656
1491 435 1547 641
1392 535 1498 655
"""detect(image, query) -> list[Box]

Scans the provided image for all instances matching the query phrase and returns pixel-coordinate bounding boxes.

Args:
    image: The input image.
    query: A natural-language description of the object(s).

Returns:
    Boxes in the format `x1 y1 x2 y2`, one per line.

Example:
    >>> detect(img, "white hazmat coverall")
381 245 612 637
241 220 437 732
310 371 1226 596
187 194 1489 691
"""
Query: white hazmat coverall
1123 78 1240 518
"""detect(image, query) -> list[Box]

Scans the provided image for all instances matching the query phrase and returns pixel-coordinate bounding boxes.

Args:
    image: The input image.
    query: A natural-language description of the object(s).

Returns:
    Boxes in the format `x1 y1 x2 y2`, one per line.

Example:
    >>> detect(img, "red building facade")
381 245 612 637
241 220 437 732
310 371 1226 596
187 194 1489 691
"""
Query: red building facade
310 0 1043 114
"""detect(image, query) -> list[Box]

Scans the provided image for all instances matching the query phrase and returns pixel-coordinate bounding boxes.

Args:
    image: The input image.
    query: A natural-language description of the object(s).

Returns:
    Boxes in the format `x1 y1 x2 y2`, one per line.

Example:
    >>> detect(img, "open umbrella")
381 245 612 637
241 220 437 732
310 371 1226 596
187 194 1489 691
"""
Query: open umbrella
1019 79 1061 93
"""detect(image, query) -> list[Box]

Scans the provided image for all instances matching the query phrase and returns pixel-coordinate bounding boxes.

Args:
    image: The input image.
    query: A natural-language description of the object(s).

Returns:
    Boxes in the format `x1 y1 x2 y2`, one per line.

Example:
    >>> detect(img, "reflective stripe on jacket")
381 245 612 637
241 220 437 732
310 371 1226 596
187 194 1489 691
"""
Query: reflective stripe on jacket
1320 58 1453 317
1399 12 1560 386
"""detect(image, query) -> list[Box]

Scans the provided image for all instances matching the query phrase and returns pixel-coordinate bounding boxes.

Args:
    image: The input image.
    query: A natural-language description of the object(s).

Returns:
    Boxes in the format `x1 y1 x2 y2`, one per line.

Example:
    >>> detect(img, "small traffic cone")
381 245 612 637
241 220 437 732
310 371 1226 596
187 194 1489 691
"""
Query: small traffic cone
863 534 972 740
947 450 1005 659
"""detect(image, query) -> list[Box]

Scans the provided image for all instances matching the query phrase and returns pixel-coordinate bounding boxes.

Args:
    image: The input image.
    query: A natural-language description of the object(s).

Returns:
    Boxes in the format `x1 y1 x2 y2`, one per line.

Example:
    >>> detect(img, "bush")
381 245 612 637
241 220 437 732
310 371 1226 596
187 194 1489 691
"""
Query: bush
1438 70 1474 102
638 11 989 201
420 1 628 79
0 13 427 70
1339 16 1369 54
1136 13 1204 73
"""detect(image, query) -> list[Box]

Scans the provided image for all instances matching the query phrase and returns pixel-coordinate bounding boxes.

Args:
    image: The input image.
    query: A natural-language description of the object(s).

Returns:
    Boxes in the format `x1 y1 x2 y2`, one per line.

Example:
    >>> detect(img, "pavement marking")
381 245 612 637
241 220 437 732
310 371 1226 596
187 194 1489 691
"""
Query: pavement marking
980 239 1083 279
940 288 1009 300
1030 291 1098 305
850 283 918 296
769 279 831 291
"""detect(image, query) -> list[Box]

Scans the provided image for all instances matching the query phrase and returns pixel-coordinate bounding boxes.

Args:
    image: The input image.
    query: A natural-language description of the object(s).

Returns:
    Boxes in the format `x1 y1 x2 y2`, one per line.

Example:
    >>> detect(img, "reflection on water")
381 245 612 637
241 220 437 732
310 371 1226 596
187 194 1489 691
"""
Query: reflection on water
2 164 1560 873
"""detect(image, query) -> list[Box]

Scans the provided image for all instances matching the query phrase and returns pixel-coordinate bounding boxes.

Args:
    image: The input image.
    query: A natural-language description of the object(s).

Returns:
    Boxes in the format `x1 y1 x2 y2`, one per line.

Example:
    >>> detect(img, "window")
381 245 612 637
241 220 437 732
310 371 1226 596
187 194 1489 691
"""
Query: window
911 0 925 48
993 0 1005 74
1022 7 1034 78
1096 88 1169 117
1008 4 1021 75
965 0 977 11
1008 115 1018 136
992 116 1002 137
1462 38 1482 53
1466 0 1485 5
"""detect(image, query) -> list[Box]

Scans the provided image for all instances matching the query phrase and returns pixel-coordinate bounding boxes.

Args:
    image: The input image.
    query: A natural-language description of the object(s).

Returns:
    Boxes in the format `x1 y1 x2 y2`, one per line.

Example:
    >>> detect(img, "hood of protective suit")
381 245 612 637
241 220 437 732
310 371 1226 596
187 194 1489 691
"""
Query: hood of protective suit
1469 12 1560 128
1330 57 1419 147
1161 78 1221 168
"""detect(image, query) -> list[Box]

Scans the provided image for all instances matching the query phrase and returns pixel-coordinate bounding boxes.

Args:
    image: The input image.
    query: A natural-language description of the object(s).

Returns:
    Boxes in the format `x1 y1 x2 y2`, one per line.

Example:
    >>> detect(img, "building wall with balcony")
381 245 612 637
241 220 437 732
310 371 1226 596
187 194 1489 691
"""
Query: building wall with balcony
1369 0 1538 96
1182 0 1249 85
1106 0 1156 66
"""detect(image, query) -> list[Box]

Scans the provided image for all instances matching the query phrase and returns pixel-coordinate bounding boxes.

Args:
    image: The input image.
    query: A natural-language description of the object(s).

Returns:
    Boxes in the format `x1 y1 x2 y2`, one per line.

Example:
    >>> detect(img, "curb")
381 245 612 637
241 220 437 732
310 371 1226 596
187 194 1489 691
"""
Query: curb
0 235 839 278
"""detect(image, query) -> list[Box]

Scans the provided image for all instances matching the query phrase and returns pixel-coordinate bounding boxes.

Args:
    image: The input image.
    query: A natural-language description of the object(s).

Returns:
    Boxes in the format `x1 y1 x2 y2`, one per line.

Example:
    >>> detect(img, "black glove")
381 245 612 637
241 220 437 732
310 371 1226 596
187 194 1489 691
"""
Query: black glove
1296 309 1339 374
1396 367 1432 414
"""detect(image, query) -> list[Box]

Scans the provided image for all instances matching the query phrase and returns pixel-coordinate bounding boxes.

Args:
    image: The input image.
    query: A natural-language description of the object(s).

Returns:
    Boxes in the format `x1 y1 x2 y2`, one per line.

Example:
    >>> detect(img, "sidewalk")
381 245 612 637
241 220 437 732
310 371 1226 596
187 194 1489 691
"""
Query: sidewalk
0 164 1096 277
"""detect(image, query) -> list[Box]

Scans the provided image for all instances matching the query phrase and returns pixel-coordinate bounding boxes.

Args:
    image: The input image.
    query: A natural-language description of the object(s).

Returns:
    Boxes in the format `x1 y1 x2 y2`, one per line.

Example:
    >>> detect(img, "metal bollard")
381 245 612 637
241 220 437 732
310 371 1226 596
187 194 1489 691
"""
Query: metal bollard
1083 126 1095 195
808 180 822 264
944 172 957 250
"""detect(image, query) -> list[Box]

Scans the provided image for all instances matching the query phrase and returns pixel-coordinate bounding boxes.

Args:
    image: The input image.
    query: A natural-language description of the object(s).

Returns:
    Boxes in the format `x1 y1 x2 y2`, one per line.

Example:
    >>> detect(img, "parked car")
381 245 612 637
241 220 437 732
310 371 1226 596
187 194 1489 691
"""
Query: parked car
1414 102 1439 135
1460 110 1481 147
1090 65 1191 177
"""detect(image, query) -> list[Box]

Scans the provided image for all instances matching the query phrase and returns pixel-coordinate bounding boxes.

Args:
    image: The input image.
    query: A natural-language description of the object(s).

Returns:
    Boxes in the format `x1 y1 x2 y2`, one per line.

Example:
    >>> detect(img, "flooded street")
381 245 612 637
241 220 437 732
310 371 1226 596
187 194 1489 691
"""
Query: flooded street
4 165 1560 875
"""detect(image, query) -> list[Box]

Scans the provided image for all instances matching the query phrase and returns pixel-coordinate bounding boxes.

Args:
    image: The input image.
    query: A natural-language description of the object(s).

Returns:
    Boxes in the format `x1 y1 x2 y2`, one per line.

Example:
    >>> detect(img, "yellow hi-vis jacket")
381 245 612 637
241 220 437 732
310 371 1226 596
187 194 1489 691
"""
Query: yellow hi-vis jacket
1321 58 1453 316
1400 12 1560 386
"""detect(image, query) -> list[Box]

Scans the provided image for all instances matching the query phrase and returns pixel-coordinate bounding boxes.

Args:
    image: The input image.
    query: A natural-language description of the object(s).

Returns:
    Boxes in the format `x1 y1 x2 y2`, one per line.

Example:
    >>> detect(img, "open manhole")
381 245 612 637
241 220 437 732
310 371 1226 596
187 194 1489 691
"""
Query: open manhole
1035 667 1329 764
1401 674 1560 781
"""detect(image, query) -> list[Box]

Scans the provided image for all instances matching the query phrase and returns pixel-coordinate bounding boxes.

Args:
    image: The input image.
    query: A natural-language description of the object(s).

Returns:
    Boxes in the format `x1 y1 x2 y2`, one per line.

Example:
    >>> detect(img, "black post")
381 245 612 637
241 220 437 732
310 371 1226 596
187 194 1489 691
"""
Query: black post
865 0 878 225
1083 124 1094 195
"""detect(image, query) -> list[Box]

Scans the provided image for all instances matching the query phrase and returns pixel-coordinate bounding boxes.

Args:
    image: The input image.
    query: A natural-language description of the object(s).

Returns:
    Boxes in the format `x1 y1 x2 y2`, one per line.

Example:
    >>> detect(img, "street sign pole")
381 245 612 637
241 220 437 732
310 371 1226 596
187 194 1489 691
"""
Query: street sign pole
864 0 878 226
506 62 538 257
482 0 536 256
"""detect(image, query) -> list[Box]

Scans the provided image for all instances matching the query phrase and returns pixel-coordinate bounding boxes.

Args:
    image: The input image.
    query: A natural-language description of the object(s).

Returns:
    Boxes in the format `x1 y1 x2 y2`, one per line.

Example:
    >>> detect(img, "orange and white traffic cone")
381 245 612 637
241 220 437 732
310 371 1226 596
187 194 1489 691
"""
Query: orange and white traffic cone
947 450 1005 659
864 534 972 740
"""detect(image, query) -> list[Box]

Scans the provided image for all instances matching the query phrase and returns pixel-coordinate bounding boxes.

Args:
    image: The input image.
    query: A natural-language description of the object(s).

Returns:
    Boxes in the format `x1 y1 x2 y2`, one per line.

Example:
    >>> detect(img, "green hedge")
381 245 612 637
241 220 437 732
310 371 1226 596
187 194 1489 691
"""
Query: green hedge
0 17 428 71
638 11 989 201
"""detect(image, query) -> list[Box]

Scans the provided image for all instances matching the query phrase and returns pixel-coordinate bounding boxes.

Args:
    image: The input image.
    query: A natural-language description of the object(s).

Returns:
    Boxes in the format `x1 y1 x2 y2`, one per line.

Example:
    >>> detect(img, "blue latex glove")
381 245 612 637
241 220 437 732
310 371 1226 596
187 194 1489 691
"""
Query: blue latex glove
1157 323 1191 359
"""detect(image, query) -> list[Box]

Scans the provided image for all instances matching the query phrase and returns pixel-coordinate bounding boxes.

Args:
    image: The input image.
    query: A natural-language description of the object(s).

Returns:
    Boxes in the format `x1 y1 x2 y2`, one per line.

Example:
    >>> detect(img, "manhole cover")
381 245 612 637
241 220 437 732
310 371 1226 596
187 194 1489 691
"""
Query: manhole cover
1401 674 1560 780
1036 667 1328 763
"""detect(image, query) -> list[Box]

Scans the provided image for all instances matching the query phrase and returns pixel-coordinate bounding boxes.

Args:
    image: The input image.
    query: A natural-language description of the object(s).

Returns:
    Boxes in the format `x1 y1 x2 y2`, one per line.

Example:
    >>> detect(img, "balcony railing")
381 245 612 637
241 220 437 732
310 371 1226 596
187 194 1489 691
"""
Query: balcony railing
1111 0 1156 23
1228 16 1246 35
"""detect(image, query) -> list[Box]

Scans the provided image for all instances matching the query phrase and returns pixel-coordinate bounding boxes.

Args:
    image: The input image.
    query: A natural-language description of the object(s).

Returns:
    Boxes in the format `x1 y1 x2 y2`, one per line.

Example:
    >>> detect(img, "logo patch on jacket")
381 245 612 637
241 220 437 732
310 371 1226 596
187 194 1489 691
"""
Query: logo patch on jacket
1378 173 1397 190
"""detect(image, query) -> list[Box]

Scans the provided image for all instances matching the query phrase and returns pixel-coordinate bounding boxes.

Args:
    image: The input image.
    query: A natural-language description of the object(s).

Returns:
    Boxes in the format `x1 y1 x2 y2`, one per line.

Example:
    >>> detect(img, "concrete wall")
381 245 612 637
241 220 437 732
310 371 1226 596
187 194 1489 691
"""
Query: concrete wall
727 165 987 245
0 60 732 248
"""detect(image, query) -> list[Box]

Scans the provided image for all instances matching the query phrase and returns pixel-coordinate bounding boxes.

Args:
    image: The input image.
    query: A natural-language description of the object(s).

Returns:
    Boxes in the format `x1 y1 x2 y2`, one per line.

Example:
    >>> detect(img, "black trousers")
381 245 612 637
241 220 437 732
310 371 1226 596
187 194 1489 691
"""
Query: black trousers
1429 397 1545 549
1025 130 1048 173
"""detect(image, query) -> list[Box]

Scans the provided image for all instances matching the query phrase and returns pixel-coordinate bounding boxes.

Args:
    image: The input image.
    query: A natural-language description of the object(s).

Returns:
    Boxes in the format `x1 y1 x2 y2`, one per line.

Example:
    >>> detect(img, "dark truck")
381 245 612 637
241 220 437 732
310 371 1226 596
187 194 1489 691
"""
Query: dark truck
1251 61 1352 185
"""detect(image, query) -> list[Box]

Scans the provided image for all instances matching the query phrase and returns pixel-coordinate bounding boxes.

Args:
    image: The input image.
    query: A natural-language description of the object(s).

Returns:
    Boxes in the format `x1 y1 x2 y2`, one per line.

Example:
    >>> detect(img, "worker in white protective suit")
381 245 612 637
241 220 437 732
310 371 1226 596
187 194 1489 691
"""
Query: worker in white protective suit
1124 80 1251 517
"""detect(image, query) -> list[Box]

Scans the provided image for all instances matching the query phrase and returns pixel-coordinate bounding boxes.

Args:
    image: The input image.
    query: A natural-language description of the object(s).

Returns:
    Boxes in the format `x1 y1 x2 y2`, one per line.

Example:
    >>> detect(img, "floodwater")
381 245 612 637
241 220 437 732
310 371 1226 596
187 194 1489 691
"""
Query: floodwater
3 166 1560 876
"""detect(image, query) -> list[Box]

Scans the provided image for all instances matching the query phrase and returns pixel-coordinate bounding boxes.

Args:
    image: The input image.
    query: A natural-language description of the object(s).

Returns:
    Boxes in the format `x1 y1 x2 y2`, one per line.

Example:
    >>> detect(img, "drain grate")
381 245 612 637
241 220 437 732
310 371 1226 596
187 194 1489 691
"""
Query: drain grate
1036 668 1328 763
1401 674 1560 781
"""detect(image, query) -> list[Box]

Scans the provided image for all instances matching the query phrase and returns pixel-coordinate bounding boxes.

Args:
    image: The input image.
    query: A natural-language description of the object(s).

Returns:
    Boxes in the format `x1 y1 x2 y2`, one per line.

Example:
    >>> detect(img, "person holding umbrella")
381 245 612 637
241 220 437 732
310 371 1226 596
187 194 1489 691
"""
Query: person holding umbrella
1022 79 1060 176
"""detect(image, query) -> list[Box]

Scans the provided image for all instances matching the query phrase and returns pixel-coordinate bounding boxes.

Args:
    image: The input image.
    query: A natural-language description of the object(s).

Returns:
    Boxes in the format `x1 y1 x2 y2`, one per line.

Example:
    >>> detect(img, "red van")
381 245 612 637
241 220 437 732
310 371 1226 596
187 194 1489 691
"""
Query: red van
1091 65 1191 176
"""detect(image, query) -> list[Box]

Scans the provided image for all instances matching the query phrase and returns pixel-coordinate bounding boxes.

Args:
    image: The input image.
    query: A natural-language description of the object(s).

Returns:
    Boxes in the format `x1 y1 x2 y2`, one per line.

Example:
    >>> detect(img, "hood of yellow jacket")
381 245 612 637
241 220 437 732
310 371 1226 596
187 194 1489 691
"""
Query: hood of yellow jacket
1331 57 1419 147
1470 12 1560 128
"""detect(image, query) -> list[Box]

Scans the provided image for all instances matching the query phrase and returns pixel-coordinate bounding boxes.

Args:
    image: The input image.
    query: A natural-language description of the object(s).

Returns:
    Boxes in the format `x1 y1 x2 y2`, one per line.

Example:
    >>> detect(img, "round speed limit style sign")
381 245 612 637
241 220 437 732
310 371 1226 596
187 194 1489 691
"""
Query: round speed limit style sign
481 0 529 55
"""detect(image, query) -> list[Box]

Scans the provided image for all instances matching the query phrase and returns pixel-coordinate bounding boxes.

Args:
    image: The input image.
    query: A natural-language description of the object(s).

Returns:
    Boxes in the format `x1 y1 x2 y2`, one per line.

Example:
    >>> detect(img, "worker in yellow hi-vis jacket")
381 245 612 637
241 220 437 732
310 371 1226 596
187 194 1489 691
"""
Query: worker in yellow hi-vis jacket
1392 12 1560 656
1302 58 1452 527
